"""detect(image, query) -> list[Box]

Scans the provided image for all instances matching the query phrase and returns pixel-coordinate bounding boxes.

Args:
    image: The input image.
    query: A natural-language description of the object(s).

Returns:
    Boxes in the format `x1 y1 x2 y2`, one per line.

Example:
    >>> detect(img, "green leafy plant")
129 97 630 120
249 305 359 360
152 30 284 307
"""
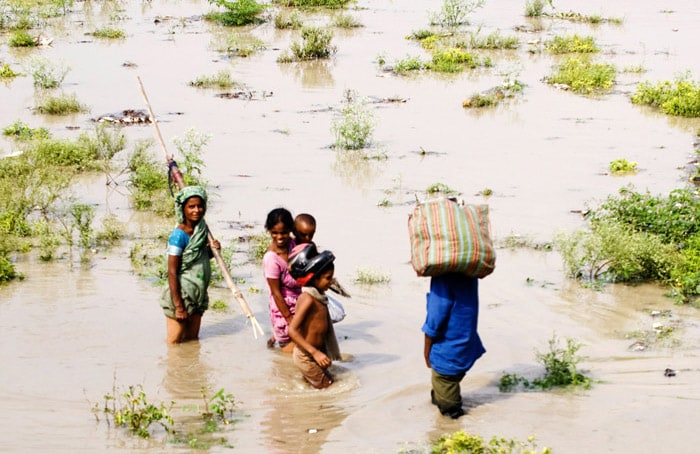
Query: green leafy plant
274 11 302 29
524 0 552 17
189 70 239 89
248 231 269 263
89 27 125 39
27 57 70 89
274 0 350 7
546 56 615 94
392 55 425 73
545 34 599 54
499 334 591 392
331 91 377 150
354 267 390 284
631 74 700 117
35 93 88 115
0 63 20 79
609 158 637 173
430 0 485 28
0 255 19 283
97 384 174 439
205 0 266 26
8 29 38 47
333 13 362 28
425 182 460 196
282 26 335 61
466 30 519 50
3 120 50 141
429 430 551 454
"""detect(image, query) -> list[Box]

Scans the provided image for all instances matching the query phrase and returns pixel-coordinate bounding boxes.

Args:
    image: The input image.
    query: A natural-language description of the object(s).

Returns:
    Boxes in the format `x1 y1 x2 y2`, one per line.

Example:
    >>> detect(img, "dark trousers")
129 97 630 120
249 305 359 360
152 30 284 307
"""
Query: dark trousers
431 369 465 413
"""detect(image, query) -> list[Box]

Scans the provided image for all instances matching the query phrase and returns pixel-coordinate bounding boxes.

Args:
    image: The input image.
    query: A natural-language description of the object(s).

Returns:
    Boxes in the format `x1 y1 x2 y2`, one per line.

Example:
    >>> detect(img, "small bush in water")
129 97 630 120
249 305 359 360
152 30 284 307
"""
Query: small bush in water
354 267 390 284
3 120 50 141
631 75 700 117
274 0 350 7
9 29 38 47
89 27 126 39
189 70 239 89
499 334 591 392
331 92 376 150
0 255 19 284
609 158 637 173
430 0 485 28
205 0 266 26
274 11 303 29
96 384 174 439
0 63 20 79
288 26 335 61
35 93 88 115
546 56 615 94
545 34 599 54
27 57 70 89
428 430 551 454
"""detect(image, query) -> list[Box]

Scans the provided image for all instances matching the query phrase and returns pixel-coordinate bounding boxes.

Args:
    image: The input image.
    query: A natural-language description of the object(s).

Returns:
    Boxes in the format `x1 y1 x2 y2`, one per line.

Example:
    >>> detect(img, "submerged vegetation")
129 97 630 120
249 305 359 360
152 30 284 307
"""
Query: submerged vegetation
555 186 700 305
35 93 88 115
204 0 266 26
189 70 240 89
331 91 376 150
88 27 126 39
545 34 599 54
426 431 551 454
499 335 592 392
546 56 616 94
278 26 335 62
631 75 700 117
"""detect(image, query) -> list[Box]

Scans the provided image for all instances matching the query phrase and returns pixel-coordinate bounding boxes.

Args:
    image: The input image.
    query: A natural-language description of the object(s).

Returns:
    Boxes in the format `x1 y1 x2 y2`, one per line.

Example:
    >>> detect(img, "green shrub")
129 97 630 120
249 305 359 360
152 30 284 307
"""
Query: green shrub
288 26 335 61
426 47 481 72
393 55 425 73
546 56 615 94
8 29 38 47
205 0 266 26
27 57 70 89
467 30 519 50
89 27 125 39
333 13 361 28
0 255 18 283
545 34 599 54
631 76 700 117
274 11 302 29
3 120 50 141
331 93 376 150
189 70 239 89
430 430 551 454
0 63 20 79
430 0 485 28
609 158 637 173
35 93 87 115
525 0 551 17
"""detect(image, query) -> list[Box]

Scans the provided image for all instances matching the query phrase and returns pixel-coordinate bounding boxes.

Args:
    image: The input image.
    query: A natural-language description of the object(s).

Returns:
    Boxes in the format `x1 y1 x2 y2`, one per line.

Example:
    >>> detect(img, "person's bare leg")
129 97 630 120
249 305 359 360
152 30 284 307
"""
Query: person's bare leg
184 312 202 341
166 317 185 344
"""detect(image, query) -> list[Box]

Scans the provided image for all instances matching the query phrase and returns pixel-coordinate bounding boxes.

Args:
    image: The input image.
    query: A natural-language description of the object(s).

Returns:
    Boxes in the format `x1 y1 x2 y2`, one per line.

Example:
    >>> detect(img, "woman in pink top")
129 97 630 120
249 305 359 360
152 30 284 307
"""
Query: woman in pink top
262 207 301 352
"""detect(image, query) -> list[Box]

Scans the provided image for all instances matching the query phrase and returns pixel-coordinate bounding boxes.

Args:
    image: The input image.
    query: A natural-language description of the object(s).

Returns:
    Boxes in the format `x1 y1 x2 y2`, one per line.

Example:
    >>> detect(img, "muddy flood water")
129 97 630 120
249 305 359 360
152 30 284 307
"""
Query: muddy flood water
2 0 700 452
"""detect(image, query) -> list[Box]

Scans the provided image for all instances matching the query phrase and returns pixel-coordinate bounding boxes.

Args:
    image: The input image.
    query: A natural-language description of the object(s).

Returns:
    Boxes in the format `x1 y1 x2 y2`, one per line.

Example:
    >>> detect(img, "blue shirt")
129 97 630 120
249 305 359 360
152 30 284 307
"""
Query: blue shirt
422 273 486 376
167 228 190 256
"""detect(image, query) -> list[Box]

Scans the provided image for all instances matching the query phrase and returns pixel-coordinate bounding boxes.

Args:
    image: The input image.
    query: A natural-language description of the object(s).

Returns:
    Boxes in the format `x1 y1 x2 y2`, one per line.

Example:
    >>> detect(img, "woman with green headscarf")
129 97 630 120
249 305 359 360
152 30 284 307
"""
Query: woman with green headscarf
161 186 220 343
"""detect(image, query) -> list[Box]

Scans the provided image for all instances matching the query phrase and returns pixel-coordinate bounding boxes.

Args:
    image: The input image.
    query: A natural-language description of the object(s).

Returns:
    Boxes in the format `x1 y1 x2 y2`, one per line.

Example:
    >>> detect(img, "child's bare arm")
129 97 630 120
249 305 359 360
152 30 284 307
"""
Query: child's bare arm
289 295 331 368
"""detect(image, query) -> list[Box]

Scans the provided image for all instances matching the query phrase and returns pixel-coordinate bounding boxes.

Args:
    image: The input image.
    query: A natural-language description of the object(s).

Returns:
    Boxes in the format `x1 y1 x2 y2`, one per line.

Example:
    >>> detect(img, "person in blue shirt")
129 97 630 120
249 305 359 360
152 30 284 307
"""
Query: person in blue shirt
422 273 486 419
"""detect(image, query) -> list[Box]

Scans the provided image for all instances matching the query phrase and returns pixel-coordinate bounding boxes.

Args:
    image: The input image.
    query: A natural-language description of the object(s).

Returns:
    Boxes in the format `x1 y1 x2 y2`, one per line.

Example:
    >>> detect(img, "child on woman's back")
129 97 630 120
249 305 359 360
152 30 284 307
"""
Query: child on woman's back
288 245 341 389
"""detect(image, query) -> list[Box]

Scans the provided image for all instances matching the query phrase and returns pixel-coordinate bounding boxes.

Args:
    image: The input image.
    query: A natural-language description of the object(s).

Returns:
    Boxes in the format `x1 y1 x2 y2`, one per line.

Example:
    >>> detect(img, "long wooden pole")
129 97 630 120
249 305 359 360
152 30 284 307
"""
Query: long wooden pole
137 76 264 339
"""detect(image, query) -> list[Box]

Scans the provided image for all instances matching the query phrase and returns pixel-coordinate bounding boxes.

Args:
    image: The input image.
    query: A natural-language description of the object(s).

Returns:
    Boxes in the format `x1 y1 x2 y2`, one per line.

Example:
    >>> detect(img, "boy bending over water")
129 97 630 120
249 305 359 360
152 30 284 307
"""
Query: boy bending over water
288 244 341 389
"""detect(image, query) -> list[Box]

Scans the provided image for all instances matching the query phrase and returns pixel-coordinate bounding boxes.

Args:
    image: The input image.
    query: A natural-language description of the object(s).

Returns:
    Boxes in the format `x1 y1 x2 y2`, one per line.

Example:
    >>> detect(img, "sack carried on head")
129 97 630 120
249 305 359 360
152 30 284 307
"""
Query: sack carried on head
408 198 496 278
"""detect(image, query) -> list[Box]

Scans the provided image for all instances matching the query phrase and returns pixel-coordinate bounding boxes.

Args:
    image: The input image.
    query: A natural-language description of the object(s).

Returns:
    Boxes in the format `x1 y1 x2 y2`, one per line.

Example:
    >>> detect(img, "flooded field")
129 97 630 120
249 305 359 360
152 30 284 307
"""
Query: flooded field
1 0 700 452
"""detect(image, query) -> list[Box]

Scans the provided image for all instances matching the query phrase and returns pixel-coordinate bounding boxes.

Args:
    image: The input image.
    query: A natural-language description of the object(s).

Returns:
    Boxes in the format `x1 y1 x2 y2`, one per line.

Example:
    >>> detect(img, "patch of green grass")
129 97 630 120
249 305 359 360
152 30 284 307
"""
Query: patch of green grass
631 75 700 117
622 64 645 74
8 29 38 47
545 34 599 54
189 70 239 89
354 267 390 284
0 255 20 284
392 55 425 73
280 26 335 61
247 231 269 263
2 120 50 141
89 27 125 39
524 0 551 17
0 63 20 79
546 56 615 94
35 93 88 115
466 30 519 50
274 11 303 29
204 0 266 26
609 158 637 173
333 13 362 28
463 78 525 108
551 10 622 25
27 57 70 89
96 383 174 439
426 47 490 72
210 31 266 57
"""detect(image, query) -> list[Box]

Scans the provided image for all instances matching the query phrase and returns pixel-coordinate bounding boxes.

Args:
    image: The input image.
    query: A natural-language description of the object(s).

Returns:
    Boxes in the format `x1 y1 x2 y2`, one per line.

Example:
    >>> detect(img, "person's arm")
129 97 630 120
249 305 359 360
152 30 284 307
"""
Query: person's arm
167 254 188 321
207 239 221 258
424 334 433 368
266 277 294 324
289 295 331 368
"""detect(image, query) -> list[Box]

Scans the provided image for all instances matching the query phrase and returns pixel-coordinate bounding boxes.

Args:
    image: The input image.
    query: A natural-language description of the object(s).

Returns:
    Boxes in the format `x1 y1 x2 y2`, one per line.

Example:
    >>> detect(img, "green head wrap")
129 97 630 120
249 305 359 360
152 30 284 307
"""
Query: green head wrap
174 186 208 224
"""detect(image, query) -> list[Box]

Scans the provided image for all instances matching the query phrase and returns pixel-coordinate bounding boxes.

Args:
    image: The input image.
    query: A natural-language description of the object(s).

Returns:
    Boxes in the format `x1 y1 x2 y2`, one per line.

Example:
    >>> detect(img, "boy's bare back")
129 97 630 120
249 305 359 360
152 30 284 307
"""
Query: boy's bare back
293 292 329 350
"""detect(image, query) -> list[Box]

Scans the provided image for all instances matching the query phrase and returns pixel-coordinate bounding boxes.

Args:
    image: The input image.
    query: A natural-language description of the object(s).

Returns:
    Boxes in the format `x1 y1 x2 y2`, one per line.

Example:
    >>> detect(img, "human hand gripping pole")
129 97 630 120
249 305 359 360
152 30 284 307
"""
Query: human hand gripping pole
137 76 264 339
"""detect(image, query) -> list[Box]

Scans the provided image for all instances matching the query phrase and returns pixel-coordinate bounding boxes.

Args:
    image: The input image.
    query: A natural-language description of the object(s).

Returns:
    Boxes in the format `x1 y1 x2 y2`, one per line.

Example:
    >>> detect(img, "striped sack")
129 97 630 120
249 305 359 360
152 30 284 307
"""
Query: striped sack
408 199 496 278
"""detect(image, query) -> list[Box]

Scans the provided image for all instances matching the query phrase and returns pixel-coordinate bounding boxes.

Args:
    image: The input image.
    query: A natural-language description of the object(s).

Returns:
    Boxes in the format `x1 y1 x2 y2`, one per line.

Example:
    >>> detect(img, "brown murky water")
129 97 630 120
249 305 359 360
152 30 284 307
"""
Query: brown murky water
2 0 700 452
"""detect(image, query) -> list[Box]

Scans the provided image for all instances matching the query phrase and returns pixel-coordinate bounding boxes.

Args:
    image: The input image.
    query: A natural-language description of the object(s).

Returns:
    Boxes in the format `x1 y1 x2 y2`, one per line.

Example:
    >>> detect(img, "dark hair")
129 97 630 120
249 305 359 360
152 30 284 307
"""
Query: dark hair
265 207 294 231
295 213 316 227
